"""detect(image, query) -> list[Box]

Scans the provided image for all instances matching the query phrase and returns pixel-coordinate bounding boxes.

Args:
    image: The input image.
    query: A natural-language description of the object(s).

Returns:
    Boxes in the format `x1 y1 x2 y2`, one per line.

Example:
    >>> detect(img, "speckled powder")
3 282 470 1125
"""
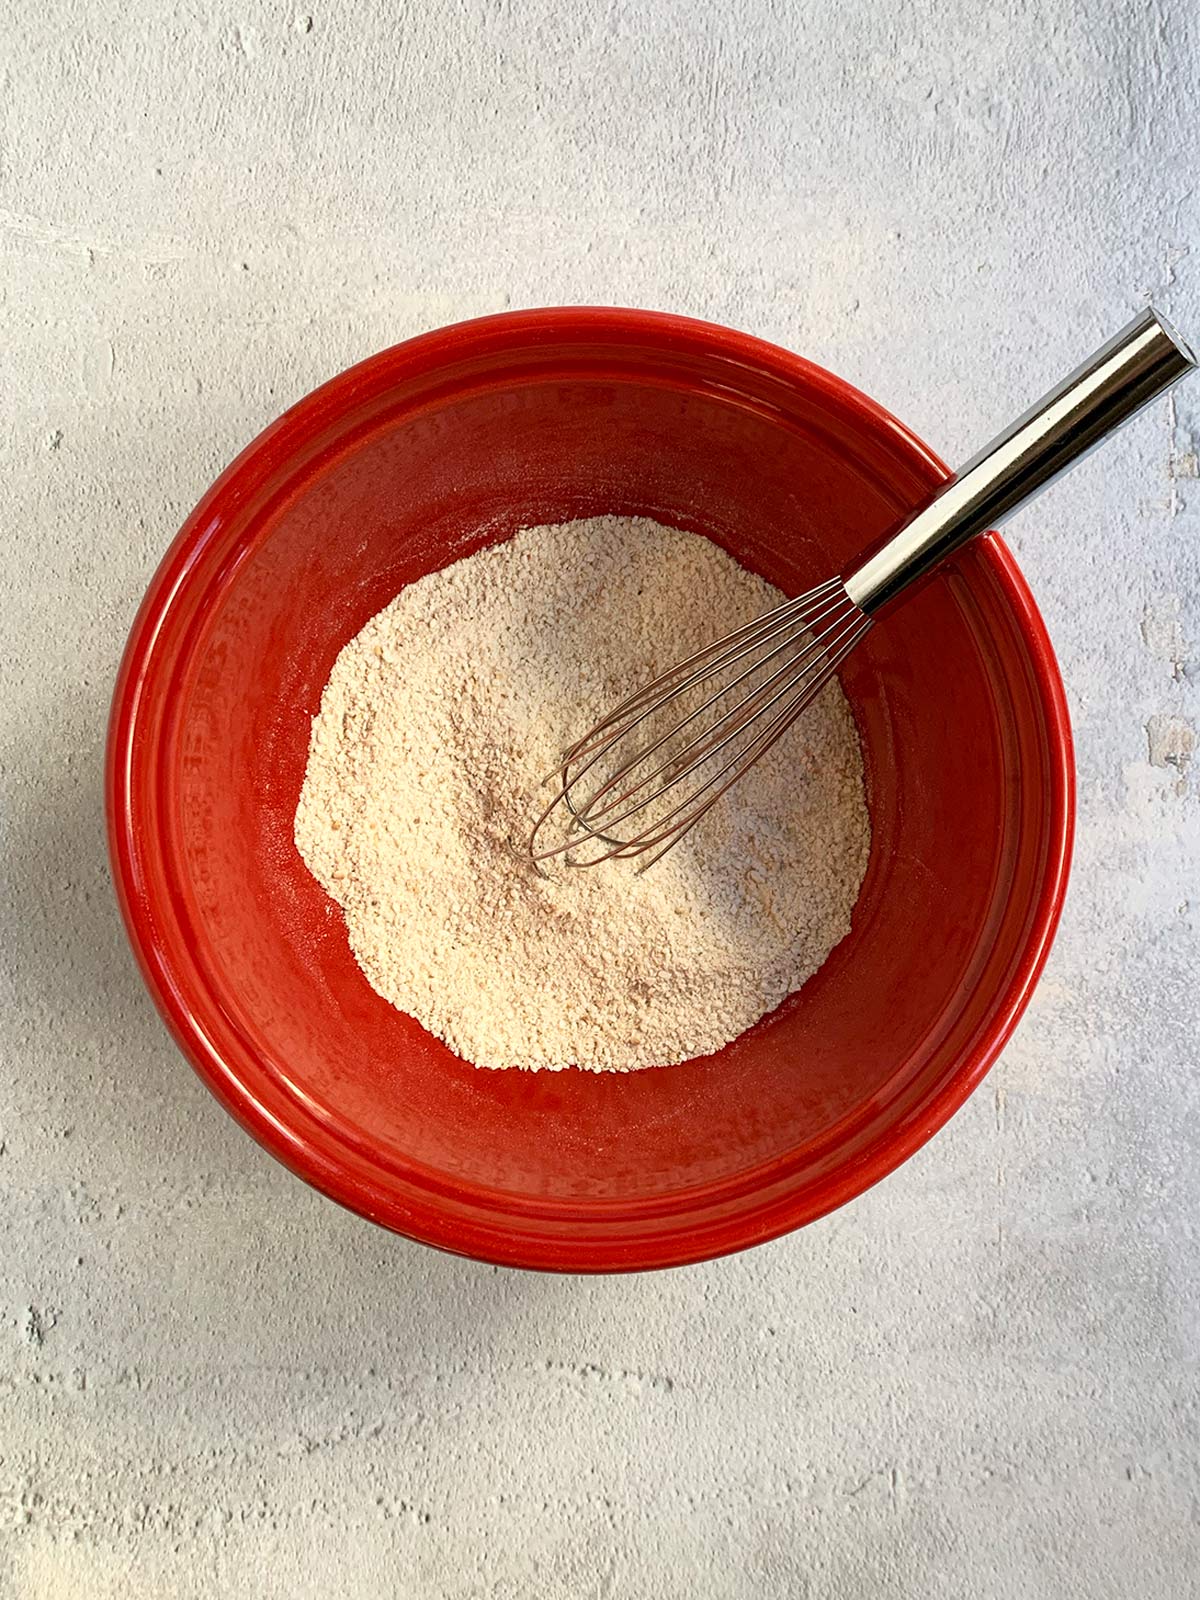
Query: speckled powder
294 515 871 1071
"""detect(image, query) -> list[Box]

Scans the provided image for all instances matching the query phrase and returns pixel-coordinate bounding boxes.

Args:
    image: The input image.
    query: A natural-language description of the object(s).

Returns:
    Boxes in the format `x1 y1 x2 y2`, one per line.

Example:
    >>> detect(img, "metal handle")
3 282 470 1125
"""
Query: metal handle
844 307 1197 614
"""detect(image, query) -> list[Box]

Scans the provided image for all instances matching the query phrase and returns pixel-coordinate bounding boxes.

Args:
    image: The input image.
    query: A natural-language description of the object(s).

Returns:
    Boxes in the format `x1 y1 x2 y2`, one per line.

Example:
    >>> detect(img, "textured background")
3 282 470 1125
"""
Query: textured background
3 2 1199 1595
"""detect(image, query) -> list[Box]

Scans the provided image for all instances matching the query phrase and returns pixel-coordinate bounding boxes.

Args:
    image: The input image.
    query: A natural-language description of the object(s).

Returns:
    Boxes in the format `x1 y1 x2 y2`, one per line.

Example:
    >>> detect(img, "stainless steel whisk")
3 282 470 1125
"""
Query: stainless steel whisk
529 308 1196 870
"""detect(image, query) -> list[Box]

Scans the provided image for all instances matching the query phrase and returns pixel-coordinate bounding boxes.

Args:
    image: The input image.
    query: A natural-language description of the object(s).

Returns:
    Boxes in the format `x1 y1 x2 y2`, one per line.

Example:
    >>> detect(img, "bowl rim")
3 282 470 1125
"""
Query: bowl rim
106 306 1075 1273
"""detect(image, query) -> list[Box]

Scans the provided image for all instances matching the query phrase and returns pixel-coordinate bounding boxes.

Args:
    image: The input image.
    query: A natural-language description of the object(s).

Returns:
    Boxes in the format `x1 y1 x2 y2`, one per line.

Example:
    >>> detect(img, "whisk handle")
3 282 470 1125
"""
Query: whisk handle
844 307 1196 614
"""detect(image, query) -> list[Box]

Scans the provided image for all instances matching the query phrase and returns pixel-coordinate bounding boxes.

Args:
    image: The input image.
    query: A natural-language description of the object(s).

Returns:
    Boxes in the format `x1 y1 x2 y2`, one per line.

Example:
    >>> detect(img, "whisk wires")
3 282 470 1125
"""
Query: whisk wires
528 578 870 870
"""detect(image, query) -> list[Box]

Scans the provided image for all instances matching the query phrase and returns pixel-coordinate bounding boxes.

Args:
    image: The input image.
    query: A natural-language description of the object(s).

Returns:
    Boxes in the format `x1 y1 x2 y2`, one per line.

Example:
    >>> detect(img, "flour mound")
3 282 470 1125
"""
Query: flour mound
294 516 870 1072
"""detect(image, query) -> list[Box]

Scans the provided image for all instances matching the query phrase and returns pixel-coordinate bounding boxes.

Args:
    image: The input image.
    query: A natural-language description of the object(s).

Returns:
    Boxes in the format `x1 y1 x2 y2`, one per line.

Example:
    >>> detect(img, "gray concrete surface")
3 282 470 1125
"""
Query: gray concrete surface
3 1 1199 1595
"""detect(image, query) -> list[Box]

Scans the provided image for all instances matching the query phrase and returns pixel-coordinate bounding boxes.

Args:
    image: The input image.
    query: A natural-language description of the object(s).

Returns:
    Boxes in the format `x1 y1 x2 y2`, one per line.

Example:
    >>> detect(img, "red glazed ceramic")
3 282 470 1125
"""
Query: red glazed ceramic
106 308 1074 1271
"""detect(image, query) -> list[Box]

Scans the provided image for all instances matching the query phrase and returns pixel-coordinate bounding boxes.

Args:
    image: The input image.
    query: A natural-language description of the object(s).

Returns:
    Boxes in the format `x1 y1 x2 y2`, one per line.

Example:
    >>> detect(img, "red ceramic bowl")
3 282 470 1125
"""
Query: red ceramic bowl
107 308 1073 1272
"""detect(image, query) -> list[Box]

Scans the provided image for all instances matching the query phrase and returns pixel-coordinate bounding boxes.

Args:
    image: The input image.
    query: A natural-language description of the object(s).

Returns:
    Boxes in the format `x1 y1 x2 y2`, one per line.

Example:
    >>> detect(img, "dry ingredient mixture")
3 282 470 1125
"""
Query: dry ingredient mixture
295 515 871 1071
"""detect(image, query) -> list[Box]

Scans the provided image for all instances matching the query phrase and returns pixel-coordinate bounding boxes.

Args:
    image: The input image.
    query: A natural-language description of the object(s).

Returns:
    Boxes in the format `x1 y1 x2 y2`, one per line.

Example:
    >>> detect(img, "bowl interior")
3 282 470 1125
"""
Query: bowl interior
111 313 1070 1269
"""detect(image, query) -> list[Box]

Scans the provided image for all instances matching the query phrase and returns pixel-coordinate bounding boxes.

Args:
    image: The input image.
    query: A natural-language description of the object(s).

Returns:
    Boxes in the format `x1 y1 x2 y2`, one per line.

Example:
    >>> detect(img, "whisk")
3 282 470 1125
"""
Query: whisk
529 307 1195 869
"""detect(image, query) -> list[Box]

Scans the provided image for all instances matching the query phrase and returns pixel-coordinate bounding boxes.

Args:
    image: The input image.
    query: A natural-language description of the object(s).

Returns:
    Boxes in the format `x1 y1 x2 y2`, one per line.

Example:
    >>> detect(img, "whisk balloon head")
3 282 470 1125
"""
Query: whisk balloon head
528 577 870 869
